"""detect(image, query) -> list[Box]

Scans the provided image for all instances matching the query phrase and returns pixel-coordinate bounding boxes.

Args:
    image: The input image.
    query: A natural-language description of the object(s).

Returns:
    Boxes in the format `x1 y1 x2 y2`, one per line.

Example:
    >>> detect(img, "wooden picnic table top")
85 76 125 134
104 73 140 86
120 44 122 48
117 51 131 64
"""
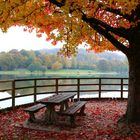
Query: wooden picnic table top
38 93 76 105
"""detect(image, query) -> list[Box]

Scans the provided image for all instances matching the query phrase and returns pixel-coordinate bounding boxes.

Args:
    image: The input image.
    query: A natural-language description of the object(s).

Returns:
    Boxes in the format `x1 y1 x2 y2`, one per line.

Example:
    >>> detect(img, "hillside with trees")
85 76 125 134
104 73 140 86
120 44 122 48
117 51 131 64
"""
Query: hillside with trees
0 49 128 73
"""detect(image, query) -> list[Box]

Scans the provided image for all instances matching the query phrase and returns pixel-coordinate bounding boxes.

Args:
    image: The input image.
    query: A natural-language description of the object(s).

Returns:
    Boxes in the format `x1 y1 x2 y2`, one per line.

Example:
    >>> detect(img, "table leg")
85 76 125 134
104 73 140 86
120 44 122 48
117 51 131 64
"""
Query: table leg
65 100 69 109
44 104 57 124
60 100 69 112
79 105 86 116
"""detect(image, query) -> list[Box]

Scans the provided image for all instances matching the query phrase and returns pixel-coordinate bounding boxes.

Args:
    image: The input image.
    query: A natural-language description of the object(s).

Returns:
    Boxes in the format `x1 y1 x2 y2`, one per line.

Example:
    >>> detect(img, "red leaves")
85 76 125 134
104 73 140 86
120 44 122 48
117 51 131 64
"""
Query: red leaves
0 100 140 139
51 40 57 45
36 33 42 38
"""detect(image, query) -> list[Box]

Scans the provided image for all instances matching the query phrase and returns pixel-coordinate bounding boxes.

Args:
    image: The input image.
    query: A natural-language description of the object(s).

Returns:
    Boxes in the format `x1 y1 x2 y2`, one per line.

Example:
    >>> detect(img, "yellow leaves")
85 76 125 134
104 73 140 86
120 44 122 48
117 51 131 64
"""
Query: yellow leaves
117 0 139 14
58 42 78 57
99 0 139 15
0 0 139 56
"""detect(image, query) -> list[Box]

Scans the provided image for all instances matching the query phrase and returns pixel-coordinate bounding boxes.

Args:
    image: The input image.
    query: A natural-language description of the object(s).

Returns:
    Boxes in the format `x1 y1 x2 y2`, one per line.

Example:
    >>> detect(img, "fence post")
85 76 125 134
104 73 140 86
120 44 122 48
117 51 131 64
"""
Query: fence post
34 79 37 103
56 79 58 94
77 78 80 100
12 80 15 109
99 78 101 99
121 78 123 99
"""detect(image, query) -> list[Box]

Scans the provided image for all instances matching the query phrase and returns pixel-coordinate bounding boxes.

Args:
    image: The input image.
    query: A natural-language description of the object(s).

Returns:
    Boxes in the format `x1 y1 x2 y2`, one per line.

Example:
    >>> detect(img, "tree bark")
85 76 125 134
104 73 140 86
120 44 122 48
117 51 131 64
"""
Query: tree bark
125 29 140 123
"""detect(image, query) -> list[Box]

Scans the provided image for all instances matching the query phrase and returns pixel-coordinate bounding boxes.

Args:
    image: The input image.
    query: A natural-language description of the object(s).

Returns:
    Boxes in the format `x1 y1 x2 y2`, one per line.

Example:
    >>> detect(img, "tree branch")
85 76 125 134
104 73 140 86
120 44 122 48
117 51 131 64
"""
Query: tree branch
82 15 129 40
131 3 140 21
98 3 133 22
12 5 46 23
82 14 129 54
48 0 66 7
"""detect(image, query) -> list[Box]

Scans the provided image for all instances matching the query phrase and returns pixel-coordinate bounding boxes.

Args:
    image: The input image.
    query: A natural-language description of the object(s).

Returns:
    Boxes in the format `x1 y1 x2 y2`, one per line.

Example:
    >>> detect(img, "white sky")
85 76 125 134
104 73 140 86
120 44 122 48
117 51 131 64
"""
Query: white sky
0 26 61 52
0 26 124 56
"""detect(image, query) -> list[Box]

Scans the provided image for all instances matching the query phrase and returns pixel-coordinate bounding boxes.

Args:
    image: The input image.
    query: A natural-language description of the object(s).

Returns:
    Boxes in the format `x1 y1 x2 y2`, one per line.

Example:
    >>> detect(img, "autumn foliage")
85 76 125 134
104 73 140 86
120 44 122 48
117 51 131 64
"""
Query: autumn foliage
0 0 139 56
1 0 140 123
1 100 140 140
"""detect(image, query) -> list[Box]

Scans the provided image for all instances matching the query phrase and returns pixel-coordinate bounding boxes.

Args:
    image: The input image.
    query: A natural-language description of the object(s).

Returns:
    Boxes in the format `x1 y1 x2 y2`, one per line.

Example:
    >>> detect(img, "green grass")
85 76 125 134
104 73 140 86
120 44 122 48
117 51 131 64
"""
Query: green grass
0 69 117 76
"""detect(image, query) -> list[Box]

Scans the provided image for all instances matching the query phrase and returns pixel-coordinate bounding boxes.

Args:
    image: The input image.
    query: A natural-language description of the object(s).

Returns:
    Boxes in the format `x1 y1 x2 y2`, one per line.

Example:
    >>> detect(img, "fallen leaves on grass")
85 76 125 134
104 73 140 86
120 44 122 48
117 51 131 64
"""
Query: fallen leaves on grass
0 100 140 140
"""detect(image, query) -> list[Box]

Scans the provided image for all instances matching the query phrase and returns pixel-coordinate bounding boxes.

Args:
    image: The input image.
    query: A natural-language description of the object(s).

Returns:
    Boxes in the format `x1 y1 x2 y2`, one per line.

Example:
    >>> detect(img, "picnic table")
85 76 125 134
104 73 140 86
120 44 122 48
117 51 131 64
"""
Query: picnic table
25 93 87 126
38 93 76 124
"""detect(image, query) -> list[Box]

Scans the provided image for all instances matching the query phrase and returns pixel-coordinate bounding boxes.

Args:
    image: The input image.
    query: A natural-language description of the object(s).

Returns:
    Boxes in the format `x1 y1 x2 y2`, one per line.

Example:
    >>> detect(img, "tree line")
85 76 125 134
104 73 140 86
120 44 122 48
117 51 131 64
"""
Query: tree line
0 49 128 73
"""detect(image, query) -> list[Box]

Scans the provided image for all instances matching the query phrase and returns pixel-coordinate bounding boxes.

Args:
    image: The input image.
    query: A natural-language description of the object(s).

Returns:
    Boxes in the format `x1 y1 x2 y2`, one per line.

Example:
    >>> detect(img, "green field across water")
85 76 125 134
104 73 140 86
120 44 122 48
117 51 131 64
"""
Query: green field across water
0 69 128 80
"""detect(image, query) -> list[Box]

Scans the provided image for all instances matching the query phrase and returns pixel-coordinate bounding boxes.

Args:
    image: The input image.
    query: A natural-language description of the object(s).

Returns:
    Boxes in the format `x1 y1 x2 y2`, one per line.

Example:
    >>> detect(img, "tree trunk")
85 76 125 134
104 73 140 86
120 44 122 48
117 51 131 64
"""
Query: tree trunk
125 30 140 123
126 55 140 122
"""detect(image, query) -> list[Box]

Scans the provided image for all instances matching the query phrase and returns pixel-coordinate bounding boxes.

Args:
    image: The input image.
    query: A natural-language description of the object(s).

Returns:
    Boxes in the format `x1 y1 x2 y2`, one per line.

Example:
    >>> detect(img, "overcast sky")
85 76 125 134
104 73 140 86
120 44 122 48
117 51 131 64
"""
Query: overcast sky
0 26 61 52
0 26 124 56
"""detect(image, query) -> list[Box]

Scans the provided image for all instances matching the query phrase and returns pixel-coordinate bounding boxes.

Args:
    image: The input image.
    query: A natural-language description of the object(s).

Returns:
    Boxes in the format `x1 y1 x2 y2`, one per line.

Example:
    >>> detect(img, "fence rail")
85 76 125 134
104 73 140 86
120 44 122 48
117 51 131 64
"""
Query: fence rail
0 77 128 109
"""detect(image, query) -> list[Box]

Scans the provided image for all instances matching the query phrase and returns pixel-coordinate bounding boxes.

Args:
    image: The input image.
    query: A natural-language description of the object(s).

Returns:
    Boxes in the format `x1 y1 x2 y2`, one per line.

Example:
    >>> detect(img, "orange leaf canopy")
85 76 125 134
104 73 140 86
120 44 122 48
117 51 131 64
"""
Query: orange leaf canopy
0 0 139 56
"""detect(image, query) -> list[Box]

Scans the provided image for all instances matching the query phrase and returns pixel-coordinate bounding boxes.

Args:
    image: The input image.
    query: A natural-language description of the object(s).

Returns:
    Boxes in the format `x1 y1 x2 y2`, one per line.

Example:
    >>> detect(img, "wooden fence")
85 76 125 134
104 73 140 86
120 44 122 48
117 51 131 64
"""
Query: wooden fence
0 77 128 109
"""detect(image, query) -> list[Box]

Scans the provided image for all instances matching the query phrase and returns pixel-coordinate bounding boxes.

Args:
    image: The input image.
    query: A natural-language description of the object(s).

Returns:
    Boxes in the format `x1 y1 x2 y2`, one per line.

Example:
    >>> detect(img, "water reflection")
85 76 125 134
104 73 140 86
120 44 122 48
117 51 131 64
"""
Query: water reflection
0 73 128 109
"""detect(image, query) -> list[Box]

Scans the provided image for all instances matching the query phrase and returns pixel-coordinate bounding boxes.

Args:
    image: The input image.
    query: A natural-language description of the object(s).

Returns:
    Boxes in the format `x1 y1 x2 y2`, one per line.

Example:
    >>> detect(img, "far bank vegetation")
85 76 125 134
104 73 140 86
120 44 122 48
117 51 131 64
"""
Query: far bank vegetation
0 49 128 73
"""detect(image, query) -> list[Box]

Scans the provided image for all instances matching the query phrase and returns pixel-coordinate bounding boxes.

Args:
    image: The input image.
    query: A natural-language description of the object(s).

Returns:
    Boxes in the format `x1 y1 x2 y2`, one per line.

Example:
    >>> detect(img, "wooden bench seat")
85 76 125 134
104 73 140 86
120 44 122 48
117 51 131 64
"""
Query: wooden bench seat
61 101 87 126
24 103 46 122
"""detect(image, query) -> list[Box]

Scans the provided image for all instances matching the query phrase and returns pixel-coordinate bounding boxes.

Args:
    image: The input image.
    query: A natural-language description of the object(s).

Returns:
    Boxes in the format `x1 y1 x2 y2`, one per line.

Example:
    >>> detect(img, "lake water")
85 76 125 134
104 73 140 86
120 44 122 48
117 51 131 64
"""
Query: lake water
0 73 128 109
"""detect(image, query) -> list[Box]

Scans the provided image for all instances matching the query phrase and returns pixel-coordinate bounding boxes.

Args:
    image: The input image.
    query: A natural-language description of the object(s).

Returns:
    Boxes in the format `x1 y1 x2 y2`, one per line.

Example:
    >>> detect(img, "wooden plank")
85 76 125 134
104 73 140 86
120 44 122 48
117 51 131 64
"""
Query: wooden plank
34 79 37 103
77 78 80 99
24 104 46 112
41 93 76 104
62 101 87 115
12 81 15 109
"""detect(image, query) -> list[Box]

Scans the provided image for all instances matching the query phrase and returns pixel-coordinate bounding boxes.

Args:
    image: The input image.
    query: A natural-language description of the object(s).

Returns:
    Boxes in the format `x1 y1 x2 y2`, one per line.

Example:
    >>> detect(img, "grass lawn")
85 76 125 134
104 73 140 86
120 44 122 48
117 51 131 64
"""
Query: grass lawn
0 69 117 76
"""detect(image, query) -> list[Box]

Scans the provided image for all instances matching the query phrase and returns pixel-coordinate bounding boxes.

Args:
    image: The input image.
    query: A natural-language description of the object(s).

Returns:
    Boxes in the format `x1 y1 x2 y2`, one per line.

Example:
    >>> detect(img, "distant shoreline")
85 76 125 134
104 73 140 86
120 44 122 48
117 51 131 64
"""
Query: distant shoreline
0 69 125 76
